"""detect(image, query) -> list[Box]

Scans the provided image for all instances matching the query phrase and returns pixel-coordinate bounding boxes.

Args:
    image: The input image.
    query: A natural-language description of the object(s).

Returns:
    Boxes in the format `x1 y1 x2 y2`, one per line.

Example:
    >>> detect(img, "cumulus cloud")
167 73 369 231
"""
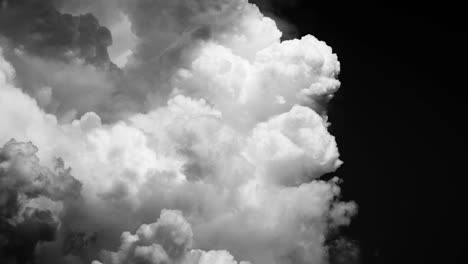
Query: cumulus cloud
93 209 249 264
0 0 125 122
0 0 355 263
55 0 136 68
245 105 341 186
171 34 340 128
0 0 114 66
0 139 82 263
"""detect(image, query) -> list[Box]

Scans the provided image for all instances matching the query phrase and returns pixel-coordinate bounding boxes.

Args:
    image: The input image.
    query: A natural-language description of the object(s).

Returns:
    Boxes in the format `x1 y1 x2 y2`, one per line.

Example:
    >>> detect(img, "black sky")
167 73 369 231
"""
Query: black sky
253 1 467 263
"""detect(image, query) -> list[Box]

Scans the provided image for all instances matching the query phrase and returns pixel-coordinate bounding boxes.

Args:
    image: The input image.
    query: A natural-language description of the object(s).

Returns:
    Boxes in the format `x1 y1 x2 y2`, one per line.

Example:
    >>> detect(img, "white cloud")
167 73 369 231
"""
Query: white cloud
94 209 249 264
0 0 355 262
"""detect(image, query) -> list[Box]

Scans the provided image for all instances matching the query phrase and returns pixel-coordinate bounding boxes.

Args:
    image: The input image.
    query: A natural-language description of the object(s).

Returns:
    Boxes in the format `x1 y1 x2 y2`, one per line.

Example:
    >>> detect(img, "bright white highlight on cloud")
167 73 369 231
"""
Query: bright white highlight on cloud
0 0 355 263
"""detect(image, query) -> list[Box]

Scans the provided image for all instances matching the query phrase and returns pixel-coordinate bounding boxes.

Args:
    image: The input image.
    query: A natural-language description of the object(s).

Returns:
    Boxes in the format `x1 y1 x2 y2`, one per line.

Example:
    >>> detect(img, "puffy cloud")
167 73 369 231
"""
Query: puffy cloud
248 0 300 40
0 0 355 262
4 50 118 121
0 0 125 122
0 139 81 204
0 139 82 263
94 209 249 264
0 0 114 67
56 0 136 68
171 34 340 128
245 105 341 186
0 0 338 123
114 0 282 113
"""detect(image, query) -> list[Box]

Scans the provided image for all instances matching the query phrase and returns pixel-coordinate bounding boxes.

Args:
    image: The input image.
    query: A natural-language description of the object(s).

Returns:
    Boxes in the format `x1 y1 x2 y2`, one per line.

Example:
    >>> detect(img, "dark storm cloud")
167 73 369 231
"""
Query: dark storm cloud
0 139 82 264
0 0 114 67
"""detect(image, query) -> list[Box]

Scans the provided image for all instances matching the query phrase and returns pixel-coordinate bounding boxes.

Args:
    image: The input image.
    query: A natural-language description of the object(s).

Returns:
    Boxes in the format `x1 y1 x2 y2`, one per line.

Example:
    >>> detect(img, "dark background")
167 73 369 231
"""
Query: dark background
253 1 467 263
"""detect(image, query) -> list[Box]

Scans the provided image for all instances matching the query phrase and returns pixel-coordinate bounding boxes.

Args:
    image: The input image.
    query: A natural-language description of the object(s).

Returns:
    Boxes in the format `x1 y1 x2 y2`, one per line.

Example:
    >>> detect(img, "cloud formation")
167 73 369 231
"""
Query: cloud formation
0 139 82 263
0 0 122 122
0 0 114 66
93 209 249 264
0 0 355 263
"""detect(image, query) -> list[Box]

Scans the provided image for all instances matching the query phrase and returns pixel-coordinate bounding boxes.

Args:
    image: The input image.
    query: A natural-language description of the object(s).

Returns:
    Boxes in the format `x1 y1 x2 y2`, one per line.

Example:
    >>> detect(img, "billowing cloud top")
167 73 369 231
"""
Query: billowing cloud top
0 1 357 264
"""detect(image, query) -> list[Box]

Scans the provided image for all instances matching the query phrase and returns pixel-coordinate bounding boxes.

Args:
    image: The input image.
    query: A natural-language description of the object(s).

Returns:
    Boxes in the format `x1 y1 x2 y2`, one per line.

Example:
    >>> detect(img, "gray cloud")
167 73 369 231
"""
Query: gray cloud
94 209 250 264
0 1 356 263
0 139 82 264
0 0 114 67
0 0 125 122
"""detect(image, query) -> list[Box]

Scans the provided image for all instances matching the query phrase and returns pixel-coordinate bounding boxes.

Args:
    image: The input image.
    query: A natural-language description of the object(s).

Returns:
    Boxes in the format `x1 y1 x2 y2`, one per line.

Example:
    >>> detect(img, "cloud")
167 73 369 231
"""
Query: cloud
171 34 340 128
0 0 114 67
113 0 282 112
0 139 82 263
249 0 301 39
93 209 249 264
0 0 126 122
56 0 137 67
0 0 337 123
0 0 356 262
245 105 342 186
3 50 118 121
